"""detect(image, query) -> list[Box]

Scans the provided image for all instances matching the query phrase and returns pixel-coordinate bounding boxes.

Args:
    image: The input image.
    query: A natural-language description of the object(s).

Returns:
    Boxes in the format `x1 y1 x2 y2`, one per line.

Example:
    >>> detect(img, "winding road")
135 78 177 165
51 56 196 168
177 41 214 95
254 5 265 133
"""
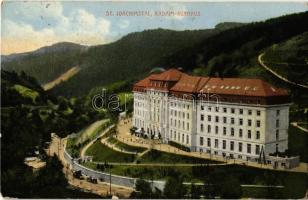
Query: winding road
258 53 308 89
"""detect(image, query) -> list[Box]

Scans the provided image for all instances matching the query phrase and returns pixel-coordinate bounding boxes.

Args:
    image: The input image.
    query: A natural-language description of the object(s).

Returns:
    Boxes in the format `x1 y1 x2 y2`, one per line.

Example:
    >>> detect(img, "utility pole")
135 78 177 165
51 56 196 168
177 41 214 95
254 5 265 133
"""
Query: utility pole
109 164 112 195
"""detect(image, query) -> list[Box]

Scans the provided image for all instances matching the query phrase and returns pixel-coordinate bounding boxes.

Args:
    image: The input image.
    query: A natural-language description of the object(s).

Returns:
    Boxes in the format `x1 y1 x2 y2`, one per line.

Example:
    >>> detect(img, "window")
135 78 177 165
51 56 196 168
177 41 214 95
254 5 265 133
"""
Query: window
208 115 211 122
187 123 189 130
257 110 261 116
239 129 243 137
175 111 177 117
276 130 279 140
247 144 251 154
248 110 252 115
248 130 251 139
231 108 235 114
208 106 212 111
186 135 189 144
276 144 279 152
215 126 218 134
208 125 211 133
239 142 242 152
201 105 204 110
215 139 218 148
223 108 227 113
182 121 185 129
231 128 234 136
231 118 235 124
223 117 227 123
248 119 252 126
276 120 279 128
256 120 261 127
276 110 280 116
187 105 190 109
223 127 227 135
183 112 185 119
182 134 184 143
200 137 204 146
187 113 189 119
256 145 260 155
207 138 211 147
223 140 226 149
215 107 219 112
239 109 243 114
239 118 243 125
200 124 204 132
215 116 219 123
230 141 234 151
256 131 260 139
201 114 204 121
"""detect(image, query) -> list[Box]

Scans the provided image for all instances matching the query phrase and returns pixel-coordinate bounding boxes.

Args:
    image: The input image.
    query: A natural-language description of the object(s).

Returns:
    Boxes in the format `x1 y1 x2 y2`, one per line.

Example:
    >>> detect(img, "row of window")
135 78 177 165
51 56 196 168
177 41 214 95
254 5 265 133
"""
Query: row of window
200 105 262 115
170 118 190 131
170 109 190 119
200 124 261 139
170 130 190 145
200 115 262 127
170 102 191 110
199 137 261 155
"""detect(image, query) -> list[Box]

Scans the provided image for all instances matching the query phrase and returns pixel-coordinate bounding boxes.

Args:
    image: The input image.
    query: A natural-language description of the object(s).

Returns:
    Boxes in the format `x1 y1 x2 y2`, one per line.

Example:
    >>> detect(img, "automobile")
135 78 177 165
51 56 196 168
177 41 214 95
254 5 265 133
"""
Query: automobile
73 170 82 179
86 176 98 184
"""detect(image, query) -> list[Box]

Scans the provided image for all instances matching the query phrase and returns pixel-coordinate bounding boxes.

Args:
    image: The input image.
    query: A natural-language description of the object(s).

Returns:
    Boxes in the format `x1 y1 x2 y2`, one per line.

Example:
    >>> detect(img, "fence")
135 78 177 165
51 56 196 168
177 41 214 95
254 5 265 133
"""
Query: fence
64 147 165 191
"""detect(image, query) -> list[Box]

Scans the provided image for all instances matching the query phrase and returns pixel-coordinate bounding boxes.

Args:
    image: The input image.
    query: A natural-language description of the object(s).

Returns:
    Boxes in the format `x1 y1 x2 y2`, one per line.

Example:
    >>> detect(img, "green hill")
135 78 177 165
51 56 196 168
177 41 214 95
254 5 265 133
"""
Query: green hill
3 11 308 99
2 42 86 84
50 28 224 97
262 32 308 85
51 11 308 97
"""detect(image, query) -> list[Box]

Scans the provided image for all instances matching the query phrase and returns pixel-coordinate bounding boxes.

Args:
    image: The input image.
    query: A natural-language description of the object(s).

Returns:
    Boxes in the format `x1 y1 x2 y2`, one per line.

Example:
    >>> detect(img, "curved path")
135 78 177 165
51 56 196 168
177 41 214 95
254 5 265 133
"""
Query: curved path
291 122 308 133
80 124 115 159
258 53 308 89
48 135 133 198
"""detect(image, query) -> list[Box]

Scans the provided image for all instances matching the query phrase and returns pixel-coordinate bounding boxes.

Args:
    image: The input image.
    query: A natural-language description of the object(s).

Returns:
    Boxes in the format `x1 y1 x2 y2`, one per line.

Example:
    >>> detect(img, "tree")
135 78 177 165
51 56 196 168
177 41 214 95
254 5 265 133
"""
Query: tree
219 176 242 198
134 179 152 198
164 174 186 198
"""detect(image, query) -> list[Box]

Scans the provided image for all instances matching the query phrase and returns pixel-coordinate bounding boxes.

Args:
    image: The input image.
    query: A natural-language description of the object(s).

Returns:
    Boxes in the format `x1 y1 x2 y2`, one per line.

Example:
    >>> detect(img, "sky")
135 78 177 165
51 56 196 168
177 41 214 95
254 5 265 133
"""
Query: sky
1 1 307 55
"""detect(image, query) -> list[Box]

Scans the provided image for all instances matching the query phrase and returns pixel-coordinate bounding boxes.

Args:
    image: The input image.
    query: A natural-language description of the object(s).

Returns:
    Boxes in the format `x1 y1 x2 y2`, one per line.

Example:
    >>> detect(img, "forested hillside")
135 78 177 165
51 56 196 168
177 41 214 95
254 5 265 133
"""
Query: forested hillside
1 71 106 197
2 42 86 84
262 32 308 85
3 11 308 99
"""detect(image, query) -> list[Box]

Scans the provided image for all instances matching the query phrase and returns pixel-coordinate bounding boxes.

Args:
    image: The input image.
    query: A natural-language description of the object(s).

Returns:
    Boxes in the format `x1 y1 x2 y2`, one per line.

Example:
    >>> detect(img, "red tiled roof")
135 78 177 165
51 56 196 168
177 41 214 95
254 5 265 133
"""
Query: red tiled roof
149 68 183 81
133 69 288 97
197 78 288 97
170 74 202 93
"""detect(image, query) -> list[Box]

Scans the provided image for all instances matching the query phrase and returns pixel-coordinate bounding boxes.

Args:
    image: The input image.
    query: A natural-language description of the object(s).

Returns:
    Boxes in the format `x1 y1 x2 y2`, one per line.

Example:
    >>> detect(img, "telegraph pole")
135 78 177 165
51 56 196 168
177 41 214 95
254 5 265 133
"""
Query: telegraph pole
109 164 112 195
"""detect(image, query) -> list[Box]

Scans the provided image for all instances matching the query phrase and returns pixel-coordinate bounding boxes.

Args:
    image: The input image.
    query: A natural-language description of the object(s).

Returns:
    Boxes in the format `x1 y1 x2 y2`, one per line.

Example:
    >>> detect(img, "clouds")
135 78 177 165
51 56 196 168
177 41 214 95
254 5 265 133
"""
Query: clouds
2 1 111 54
2 1 306 54
118 20 130 29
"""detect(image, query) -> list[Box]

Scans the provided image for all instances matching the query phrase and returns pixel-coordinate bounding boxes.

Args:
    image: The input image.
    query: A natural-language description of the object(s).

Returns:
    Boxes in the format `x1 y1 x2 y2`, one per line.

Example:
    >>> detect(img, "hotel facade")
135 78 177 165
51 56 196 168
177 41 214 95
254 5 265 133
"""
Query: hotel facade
132 69 291 162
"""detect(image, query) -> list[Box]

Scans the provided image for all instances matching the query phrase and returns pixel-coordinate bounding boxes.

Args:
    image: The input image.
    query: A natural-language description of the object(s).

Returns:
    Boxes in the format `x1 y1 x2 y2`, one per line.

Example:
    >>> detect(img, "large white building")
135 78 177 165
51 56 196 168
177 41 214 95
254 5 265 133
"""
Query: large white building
132 69 291 162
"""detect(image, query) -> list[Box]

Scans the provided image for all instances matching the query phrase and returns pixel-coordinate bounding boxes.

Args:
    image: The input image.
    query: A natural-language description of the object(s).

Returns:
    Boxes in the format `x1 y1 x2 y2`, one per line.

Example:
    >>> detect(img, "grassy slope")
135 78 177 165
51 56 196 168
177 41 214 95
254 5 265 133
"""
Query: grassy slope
106 137 147 153
138 149 220 164
85 140 135 162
